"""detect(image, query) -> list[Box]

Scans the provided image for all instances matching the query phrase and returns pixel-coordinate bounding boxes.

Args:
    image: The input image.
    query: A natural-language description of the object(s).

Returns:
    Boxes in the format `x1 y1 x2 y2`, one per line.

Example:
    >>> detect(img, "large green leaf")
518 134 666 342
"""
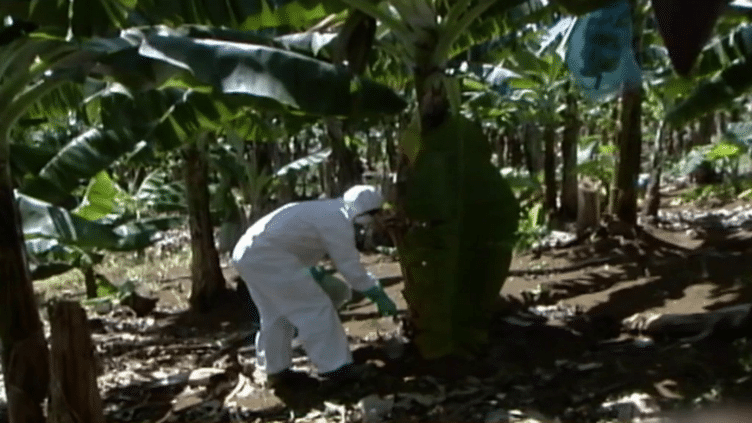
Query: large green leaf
274 31 338 57
399 115 519 359
132 0 346 30
118 28 407 117
134 169 188 212
9 144 58 175
18 127 143 205
74 171 133 221
275 148 332 176
1 0 344 36
17 192 181 252
694 22 752 76
666 57 752 125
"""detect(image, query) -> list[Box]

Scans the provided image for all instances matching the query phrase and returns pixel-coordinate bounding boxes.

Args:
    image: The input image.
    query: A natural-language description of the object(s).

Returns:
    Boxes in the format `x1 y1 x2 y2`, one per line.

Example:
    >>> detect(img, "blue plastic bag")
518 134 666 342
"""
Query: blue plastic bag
565 0 642 101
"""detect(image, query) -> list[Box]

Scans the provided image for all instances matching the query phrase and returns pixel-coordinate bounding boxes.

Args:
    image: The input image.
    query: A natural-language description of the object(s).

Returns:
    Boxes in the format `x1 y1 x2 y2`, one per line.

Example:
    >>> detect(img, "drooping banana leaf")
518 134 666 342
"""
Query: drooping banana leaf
17 192 182 252
666 57 752 125
457 63 522 96
85 26 407 118
447 0 553 63
18 127 144 206
274 32 338 57
695 23 752 77
9 143 58 176
24 238 106 281
399 115 519 359
134 169 188 213
276 148 332 176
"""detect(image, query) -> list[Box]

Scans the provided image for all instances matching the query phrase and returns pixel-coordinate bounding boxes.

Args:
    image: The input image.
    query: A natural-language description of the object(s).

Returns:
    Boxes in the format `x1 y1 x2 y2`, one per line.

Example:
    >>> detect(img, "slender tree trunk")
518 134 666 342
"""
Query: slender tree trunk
523 123 542 176
543 124 557 214
326 118 361 195
47 301 105 423
611 86 643 225
698 114 715 146
560 92 580 220
385 123 398 174
644 120 666 217
365 129 376 171
185 135 227 312
83 265 97 299
0 131 49 423
611 3 643 225
510 132 524 168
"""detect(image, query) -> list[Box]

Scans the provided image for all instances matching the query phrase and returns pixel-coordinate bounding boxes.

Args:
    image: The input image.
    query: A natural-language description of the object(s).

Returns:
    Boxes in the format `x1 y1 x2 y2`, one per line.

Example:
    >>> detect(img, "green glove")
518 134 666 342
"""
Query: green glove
309 266 327 282
362 285 398 317
310 266 338 281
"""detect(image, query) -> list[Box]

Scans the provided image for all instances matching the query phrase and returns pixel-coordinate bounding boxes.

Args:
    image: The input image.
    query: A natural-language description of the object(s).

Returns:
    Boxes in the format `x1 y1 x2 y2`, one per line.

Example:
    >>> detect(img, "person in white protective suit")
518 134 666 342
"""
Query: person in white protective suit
231 185 398 389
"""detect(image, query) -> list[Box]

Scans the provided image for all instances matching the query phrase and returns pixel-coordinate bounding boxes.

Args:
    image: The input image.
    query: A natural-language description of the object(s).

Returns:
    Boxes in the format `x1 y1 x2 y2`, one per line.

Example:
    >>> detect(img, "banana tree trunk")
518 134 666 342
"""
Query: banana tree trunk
543 124 557 216
184 134 227 312
611 85 643 225
385 123 398 173
611 2 644 225
697 114 715 146
644 121 666 217
560 92 580 220
523 123 542 177
83 265 97 299
47 301 105 423
510 132 524 168
326 118 361 195
0 131 50 423
394 59 518 361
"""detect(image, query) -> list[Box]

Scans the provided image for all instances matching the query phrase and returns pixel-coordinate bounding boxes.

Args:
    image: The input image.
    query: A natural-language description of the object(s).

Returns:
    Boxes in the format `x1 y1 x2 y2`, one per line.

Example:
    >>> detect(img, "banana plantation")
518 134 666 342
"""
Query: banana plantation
3 0 752 422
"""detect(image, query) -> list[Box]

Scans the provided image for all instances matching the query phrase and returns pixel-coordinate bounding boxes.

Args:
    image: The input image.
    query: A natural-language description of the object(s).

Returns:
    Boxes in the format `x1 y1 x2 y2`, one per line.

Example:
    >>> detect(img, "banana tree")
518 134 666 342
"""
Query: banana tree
318 0 555 360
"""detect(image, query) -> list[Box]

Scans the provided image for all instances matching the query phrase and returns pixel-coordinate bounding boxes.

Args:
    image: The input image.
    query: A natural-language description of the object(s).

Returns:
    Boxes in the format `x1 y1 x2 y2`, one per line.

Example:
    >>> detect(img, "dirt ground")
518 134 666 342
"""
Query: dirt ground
2 195 752 422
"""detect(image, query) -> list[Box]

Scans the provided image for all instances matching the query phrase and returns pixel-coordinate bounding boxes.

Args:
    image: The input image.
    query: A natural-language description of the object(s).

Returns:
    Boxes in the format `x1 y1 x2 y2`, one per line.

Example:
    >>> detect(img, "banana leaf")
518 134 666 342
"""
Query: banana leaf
695 23 752 77
0 0 344 37
128 29 407 117
9 144 58 175
276 148 332 176
17 191 182 252
18 127 144 206
131 0 346 30
399 115 519 359
134 169 188 212
666 57 752 125
74 171 133 221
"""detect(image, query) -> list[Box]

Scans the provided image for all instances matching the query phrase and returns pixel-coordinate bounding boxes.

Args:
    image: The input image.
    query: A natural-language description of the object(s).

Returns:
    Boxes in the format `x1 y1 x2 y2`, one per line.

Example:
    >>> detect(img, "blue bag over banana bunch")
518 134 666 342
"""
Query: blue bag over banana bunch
310 266 352 310
565 0 642 102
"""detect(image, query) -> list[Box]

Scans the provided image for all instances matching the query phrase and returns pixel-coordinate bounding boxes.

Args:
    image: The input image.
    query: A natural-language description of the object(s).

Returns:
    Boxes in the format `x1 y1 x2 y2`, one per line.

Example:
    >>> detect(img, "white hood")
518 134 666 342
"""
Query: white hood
340 185 384 221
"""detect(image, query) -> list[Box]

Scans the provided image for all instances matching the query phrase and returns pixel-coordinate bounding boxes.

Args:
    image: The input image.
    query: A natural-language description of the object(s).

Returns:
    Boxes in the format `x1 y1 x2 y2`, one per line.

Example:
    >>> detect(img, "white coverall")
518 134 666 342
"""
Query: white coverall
231 186 382 375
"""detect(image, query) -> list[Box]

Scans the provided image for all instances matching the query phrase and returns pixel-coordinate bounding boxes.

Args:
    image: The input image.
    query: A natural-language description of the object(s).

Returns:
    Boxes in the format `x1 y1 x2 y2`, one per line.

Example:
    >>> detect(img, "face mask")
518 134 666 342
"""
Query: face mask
354 213 374 226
